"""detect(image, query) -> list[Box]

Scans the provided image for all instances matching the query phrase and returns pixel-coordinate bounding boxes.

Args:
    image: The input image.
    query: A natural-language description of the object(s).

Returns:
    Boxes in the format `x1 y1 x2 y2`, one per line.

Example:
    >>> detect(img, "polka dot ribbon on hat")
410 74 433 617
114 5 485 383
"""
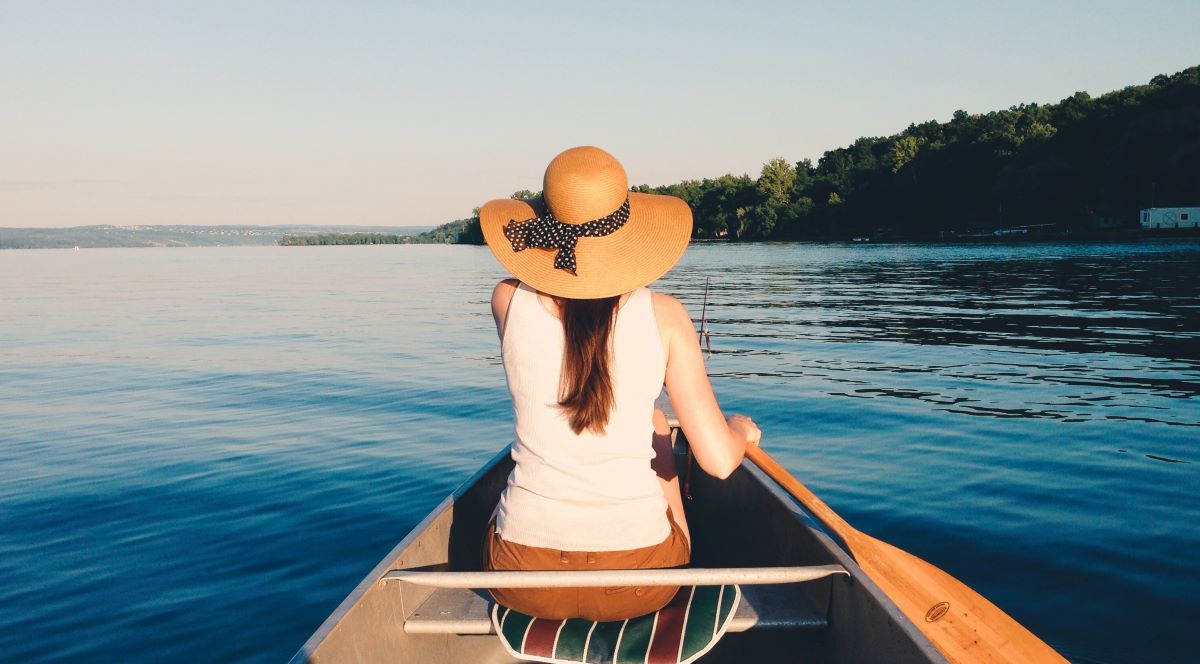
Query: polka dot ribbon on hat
502 198 631 275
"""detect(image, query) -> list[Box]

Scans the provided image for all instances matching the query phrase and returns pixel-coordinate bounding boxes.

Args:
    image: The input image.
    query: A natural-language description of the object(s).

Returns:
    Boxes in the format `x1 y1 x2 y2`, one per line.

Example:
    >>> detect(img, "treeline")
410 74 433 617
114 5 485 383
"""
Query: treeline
428 66 1199 243
413 217 483 244
278 222 484 246
279 232 412 245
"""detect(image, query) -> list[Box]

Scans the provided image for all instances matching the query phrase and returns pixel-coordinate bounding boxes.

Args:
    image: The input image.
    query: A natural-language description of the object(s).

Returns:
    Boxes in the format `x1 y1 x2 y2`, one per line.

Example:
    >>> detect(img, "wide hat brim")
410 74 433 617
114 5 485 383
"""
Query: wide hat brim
480 192 693 299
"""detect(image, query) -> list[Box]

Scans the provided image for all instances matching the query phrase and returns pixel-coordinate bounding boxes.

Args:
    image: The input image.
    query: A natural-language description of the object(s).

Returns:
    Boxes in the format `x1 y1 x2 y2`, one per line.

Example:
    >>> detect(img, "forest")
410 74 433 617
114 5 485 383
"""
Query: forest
428 66 1199 243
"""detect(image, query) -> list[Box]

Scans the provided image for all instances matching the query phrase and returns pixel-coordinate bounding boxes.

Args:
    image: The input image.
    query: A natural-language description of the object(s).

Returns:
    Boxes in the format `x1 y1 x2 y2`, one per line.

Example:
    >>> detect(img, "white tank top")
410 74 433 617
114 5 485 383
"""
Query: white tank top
495 282 670 551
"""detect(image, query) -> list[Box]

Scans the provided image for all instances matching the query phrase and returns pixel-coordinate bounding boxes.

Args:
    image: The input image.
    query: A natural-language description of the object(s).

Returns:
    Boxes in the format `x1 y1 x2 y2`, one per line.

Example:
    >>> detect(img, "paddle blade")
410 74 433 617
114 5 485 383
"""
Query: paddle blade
851 535 1067 664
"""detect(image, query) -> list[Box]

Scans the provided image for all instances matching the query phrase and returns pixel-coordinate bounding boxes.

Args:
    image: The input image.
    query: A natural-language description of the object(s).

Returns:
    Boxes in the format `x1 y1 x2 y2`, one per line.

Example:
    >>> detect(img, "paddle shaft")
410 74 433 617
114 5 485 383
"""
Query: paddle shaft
744 445 1068 664
745 446 860 543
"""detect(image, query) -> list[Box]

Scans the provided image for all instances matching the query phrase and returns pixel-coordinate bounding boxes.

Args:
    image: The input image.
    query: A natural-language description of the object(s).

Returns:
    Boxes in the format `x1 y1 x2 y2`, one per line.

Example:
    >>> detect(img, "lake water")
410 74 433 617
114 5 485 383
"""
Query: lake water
1 241 1197 663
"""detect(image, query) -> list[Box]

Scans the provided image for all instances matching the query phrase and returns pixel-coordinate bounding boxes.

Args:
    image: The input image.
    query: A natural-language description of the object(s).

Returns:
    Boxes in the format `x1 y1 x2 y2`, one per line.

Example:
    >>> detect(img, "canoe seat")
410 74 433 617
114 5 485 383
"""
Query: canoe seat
404 583 827 635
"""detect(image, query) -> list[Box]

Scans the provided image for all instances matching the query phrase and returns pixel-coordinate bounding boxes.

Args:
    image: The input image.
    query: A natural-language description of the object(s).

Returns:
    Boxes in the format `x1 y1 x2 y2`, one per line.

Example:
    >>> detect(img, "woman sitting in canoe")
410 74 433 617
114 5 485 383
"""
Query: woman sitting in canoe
479 146 761 622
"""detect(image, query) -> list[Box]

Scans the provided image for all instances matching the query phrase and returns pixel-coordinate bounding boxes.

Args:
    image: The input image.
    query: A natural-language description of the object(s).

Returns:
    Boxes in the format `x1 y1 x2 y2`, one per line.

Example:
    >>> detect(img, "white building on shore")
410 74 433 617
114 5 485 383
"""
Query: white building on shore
1140 207 1200 230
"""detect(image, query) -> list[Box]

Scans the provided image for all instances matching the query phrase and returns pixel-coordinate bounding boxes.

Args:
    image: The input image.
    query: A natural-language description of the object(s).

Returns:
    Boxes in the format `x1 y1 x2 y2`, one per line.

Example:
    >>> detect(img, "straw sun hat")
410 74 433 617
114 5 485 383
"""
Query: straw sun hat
480 146 693 299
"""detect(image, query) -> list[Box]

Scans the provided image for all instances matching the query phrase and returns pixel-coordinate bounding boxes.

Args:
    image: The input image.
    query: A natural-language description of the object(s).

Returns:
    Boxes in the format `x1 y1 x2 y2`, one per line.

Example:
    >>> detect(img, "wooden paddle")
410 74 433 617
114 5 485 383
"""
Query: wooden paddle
744 445 1068 664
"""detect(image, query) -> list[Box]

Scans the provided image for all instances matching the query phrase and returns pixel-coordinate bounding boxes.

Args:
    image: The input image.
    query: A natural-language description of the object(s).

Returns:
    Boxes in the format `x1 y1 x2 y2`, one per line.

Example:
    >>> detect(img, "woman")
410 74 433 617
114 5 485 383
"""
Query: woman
478 146 761 622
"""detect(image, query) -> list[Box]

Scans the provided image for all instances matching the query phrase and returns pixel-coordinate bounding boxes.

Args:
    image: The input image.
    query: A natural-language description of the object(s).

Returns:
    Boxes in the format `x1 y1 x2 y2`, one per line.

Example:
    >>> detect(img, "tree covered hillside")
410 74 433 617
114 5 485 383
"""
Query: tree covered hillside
431 66 1199 243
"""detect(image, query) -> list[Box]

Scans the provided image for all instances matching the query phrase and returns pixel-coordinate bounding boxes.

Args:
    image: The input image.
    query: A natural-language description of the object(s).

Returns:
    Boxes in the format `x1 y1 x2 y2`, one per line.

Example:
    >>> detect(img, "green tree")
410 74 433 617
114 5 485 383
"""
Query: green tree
887 135 922 179
793 159 816 193
756 157 796 207
694 174 756 238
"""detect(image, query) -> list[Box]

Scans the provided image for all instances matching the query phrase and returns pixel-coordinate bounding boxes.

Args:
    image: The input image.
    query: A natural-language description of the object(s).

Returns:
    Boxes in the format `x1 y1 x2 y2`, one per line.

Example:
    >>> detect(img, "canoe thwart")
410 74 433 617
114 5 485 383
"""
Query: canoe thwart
404 583 829 635
385 564 848 588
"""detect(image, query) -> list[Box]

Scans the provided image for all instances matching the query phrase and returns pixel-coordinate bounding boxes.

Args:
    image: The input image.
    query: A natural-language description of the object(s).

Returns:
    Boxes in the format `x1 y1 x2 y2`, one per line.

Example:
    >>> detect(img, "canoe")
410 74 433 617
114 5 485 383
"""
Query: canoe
290 424 948 663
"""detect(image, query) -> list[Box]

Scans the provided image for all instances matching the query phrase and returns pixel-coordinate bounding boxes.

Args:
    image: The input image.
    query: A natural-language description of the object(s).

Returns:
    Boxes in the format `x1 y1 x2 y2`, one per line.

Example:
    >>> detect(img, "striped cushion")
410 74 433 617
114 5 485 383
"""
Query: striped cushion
491 585 740 664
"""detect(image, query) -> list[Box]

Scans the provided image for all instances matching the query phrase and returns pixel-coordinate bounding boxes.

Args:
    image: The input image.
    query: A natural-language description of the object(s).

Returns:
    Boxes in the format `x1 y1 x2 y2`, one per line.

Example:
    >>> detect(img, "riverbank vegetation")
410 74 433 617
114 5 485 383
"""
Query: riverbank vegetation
424 66 1199 243
277 220 482 245
0 225 425 249
279 232 409 245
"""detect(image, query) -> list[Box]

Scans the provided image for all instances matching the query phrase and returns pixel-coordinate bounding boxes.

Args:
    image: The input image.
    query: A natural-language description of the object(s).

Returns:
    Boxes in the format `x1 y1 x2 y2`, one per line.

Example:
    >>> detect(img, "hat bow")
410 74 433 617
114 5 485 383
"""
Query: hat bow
502 198 631 275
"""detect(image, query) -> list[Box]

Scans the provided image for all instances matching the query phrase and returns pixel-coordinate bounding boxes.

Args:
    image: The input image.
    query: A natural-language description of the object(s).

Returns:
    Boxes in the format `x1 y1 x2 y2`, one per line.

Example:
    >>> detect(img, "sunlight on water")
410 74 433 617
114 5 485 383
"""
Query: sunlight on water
1 242 1197 663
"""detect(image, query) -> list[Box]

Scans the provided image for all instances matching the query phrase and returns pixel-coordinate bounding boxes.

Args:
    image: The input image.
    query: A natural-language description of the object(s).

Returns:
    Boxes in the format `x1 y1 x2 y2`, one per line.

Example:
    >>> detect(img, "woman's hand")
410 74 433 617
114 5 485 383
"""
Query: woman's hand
726 414 761 448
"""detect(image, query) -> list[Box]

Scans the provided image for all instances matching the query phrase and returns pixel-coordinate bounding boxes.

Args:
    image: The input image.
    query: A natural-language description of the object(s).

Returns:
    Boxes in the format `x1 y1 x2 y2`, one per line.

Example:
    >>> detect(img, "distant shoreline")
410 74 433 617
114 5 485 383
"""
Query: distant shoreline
0 224 433 250
5 228 1197 250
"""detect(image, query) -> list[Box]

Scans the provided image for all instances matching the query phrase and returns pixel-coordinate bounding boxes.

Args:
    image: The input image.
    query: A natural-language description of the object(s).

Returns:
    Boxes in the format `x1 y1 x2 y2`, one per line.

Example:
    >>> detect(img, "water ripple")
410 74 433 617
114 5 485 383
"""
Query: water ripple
1 242 1197 663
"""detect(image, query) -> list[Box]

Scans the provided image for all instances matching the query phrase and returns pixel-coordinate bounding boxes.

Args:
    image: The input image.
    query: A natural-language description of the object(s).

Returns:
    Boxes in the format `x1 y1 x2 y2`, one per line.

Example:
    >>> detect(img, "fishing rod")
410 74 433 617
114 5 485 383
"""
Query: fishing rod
684 276 713 502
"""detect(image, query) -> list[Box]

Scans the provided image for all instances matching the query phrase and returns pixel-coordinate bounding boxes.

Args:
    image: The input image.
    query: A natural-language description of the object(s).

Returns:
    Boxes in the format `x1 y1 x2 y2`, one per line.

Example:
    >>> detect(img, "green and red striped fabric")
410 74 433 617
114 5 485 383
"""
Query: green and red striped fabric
491 585 740 664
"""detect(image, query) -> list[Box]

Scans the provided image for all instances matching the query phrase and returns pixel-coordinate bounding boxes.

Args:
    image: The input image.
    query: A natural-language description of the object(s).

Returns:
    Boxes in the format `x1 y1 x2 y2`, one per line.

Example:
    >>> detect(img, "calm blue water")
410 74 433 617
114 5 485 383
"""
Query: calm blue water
1 242 1197 663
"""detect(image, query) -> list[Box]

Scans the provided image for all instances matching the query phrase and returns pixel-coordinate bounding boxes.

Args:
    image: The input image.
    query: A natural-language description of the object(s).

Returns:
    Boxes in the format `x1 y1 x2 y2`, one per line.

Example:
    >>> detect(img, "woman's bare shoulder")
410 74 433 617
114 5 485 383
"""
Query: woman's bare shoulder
651 291 694 333
491 279 520 331
492 278 520 300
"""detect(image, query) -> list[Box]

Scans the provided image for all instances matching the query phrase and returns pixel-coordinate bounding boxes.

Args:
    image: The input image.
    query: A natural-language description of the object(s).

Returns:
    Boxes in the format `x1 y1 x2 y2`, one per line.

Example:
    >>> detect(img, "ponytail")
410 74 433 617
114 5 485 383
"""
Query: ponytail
558 296 620 434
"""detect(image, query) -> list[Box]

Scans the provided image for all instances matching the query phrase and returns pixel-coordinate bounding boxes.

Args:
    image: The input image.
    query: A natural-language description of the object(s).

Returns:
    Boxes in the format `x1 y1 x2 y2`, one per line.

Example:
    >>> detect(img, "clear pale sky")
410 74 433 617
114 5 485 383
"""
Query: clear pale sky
2 1 1197 228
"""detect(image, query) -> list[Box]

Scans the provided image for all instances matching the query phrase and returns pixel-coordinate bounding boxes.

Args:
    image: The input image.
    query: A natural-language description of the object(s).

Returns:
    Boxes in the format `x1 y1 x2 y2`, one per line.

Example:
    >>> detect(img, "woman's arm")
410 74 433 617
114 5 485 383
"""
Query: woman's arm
654 292 760 479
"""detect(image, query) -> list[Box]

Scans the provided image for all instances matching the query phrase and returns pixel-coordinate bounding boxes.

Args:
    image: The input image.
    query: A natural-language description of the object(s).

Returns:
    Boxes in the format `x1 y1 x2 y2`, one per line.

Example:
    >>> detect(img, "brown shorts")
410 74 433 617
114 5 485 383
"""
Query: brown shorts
482 508 691 621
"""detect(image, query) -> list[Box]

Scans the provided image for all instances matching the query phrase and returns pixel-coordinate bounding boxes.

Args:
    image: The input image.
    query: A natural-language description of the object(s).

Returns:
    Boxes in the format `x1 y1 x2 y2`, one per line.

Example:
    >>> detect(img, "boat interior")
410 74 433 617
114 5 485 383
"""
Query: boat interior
291 430 944 663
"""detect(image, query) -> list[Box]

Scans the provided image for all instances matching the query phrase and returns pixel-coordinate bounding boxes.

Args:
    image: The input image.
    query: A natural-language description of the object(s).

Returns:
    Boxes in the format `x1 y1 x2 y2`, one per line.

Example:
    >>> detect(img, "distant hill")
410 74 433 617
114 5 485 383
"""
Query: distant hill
0 224 433 249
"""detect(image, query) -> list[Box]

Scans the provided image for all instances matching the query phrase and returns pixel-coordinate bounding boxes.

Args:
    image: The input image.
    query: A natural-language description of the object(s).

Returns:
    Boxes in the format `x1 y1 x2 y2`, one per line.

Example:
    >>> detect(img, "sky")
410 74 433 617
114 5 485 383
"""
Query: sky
2 1 1198 228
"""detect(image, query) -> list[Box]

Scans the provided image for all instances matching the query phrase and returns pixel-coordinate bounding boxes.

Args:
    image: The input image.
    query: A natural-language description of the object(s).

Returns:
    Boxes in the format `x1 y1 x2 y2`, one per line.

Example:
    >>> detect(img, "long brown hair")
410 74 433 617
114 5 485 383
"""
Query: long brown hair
558 295 621 434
